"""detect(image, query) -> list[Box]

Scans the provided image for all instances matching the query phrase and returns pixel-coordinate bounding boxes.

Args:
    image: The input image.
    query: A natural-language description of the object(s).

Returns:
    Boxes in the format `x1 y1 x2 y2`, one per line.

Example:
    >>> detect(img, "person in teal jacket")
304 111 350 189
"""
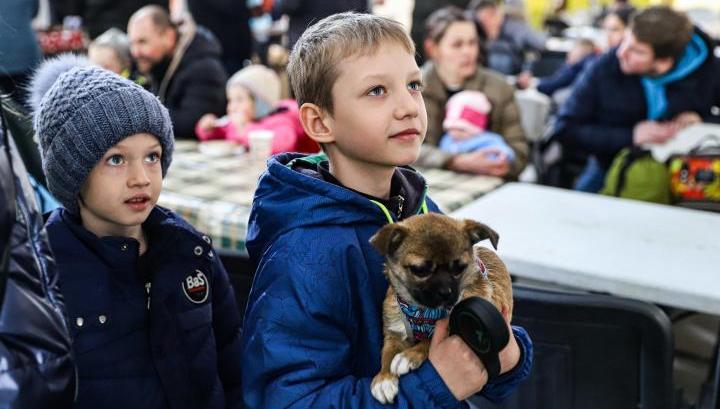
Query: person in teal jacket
240 12 533 408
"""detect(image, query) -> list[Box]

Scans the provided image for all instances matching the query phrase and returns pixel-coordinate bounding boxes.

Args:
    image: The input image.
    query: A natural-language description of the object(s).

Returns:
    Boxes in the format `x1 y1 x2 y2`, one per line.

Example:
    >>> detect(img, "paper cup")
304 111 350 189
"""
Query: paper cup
248 130 274 165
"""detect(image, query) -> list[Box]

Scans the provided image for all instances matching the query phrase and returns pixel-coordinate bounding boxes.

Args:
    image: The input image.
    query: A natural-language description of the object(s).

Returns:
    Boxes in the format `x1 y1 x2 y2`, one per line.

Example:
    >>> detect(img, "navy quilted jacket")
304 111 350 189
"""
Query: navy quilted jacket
45 206 243 409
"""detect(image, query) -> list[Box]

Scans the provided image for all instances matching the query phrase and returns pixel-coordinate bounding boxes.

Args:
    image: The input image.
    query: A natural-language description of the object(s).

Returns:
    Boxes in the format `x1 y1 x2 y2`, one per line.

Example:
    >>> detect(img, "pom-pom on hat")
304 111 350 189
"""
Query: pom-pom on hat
30 53 174 214
443 90 492 135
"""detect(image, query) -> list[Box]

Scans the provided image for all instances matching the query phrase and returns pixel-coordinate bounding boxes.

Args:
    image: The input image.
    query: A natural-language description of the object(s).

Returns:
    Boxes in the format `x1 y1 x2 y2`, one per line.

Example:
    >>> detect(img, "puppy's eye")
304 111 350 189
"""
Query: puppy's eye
450 260 468 276
407 265 431 278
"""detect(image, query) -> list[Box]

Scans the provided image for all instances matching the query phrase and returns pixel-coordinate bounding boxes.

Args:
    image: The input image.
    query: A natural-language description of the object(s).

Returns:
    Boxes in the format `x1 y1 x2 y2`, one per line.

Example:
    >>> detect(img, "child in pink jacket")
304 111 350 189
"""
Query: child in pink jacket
195 64 319 154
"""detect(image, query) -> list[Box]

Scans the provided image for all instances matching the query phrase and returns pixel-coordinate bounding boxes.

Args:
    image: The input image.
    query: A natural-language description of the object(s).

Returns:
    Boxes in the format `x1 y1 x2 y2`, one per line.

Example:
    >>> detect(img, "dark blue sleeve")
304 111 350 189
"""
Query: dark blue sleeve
240 233 465 409
553 62 634 155
209 251 244 408
479 326 534 402
537 63 579 96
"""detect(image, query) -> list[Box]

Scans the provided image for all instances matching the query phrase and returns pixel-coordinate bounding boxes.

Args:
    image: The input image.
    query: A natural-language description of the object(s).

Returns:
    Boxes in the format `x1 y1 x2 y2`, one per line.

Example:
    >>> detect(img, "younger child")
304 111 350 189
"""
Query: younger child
195 64 318 154
439 90 516 162
31 55 243 409
240 12 532 409
88 28 149 88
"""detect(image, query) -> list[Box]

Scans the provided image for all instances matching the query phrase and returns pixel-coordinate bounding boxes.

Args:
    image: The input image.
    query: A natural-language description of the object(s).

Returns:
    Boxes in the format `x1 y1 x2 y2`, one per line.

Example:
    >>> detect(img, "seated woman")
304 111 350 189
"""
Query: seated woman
417 6 529 179
195 64 318 154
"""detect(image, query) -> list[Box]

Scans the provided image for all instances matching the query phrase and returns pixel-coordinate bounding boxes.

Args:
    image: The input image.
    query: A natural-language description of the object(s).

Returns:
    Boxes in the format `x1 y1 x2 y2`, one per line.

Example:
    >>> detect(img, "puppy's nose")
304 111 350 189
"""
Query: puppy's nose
438 287 453 297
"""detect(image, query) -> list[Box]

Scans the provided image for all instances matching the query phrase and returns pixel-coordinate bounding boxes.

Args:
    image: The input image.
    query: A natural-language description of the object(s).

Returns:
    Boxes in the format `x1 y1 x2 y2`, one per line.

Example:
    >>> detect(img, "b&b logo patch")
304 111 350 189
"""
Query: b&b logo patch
182 270 209 304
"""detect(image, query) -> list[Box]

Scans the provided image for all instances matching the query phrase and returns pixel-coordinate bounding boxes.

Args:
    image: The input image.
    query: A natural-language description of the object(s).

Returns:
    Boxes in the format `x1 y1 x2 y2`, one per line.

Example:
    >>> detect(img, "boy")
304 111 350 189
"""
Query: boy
241 13 532 408
31 55 243 409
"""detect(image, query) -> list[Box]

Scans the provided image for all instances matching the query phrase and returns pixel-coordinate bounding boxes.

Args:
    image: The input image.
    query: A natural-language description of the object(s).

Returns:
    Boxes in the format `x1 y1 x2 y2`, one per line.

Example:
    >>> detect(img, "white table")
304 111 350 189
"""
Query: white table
452 183 720 315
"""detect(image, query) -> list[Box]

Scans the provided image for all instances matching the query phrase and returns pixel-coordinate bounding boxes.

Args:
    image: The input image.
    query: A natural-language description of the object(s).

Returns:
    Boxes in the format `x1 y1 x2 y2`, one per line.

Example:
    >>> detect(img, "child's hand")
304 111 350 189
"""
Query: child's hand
197 114 219 132
428 319 489 400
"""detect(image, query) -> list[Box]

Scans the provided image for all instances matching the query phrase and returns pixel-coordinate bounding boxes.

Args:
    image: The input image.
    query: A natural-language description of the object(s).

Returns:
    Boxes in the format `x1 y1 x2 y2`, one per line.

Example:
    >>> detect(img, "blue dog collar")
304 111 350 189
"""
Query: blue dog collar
396 296 450 342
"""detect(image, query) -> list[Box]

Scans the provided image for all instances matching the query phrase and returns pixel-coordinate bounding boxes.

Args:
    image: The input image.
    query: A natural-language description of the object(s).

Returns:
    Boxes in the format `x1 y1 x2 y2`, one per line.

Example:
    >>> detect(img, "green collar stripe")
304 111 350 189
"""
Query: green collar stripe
420 199 428 214
285 152 329 169
371 198 429 224
370 200 394 224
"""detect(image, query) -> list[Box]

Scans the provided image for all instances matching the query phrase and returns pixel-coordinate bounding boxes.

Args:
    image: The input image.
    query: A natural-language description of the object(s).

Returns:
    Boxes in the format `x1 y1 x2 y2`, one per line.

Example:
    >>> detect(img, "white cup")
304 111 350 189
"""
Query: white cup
248 130 274 165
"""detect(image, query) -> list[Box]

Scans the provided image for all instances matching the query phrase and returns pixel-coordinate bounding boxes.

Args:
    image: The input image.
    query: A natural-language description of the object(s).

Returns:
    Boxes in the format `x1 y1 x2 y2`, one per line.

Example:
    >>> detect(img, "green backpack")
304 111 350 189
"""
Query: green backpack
600 147 671 204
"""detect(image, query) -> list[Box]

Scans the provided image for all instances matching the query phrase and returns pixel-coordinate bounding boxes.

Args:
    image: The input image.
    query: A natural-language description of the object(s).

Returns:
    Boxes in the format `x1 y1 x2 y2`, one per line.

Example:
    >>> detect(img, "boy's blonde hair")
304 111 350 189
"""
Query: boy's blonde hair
287 12 415 115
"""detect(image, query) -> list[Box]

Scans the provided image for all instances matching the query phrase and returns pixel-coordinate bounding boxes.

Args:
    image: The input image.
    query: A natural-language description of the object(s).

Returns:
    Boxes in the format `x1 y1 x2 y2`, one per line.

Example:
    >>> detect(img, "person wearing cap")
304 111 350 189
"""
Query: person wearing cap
30 54 243 409
195 64 319 154
439 90 516 163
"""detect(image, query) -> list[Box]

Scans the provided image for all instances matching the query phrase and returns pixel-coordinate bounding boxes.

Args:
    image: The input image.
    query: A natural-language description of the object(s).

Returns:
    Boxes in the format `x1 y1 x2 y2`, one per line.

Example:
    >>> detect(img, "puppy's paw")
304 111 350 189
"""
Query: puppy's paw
371 373 399 404
390 351 424 376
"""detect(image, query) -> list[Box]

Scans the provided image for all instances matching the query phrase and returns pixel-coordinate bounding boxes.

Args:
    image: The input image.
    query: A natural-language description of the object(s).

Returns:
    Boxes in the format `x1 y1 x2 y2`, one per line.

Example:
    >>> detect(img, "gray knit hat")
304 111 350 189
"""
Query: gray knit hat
30 54 174 214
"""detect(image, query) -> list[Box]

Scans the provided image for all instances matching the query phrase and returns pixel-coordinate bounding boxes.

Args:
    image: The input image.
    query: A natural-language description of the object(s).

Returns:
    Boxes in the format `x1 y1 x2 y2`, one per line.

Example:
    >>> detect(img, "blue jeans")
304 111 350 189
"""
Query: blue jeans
574 157 606 193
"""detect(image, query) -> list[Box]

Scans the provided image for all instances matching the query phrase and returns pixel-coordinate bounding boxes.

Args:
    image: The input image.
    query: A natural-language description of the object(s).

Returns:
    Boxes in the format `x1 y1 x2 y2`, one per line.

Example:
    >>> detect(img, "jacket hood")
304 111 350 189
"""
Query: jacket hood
246 153 428 259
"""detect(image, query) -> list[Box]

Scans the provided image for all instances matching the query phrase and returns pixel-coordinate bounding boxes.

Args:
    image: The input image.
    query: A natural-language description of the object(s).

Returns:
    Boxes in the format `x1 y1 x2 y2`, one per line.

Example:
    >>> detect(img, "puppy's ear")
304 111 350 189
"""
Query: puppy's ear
463 220 499 250
370 224 408 257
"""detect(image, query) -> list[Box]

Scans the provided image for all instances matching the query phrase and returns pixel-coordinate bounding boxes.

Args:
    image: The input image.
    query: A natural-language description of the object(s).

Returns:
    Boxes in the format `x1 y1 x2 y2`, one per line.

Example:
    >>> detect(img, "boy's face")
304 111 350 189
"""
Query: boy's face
324 42 427 171
79 133 163 238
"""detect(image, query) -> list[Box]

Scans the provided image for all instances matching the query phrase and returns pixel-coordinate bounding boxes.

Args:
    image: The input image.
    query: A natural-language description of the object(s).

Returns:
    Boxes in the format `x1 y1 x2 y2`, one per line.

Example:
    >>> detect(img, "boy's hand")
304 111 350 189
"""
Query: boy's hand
198 114 219 131
498 312 521 375
429 319 489 401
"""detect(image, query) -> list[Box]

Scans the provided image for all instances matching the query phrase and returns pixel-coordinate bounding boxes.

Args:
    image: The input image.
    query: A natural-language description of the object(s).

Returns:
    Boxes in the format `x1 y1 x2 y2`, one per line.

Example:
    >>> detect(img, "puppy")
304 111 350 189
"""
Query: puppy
369 213 512 404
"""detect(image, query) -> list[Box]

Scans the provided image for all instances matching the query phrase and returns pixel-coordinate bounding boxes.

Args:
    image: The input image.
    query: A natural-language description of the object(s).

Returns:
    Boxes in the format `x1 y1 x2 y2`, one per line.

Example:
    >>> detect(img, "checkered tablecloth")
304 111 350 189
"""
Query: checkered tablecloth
159 141 503 255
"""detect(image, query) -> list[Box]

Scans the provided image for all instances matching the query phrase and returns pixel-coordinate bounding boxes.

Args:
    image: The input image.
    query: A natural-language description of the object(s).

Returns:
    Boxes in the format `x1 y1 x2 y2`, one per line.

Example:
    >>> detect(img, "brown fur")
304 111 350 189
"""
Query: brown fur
368 213 512 404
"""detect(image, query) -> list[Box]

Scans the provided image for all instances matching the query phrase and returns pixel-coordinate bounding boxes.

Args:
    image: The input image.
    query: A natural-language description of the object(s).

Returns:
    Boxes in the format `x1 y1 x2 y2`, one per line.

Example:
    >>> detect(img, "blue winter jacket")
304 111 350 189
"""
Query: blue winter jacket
45 206 243 409
552 28 720 169
241 153 533 408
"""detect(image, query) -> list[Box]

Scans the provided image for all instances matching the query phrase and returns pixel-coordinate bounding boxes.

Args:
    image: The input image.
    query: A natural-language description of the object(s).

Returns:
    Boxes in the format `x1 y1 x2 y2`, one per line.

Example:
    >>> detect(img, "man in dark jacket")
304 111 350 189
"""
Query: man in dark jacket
128 5 227 139
0 98 75 409
553 6 720 192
